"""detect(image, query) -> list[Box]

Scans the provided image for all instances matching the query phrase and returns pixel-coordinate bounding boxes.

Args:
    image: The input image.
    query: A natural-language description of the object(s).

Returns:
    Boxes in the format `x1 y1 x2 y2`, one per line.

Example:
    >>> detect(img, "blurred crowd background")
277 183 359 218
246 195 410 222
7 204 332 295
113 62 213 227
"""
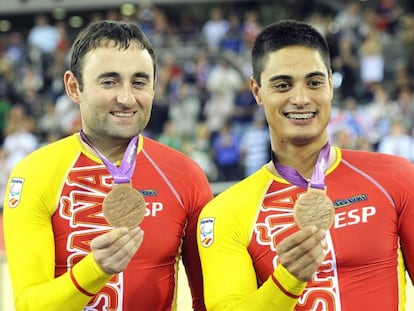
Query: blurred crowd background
1 0 414 207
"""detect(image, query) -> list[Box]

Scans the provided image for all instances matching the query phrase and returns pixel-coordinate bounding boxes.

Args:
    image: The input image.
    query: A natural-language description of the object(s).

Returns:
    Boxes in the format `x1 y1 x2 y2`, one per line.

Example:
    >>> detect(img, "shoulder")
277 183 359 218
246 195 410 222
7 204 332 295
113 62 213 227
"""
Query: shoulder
339 148 414 178
341 148 412 166
142 136 203 171
12 134 80 174
25 134 78 158
202 167 271 216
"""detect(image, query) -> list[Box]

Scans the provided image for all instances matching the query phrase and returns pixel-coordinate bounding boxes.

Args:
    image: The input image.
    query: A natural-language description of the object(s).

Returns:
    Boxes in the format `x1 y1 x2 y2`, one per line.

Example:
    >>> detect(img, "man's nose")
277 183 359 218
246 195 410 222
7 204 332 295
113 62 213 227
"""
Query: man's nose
117 85 136 106
290 85 311 106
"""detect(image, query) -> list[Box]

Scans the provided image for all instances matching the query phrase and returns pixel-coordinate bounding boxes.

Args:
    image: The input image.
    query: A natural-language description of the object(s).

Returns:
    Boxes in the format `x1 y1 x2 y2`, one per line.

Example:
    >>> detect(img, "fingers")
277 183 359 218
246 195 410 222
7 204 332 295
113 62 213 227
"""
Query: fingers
277 226 325 253
91 227 129 249
276 226 327 282
91 227 145 275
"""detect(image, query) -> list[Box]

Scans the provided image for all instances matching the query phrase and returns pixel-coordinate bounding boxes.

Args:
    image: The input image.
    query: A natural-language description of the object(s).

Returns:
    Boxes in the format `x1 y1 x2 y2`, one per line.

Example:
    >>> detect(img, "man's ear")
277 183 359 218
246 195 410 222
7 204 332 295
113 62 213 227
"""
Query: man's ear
64 71 81 104
250 76 262 106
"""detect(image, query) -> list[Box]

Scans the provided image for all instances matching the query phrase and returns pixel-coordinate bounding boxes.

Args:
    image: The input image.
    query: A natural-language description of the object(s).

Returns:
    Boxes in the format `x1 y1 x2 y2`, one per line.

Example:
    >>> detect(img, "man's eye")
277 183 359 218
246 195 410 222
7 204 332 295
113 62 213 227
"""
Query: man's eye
101 80 116 87
133 80 147 88
274 82 290 90
309 80 323 88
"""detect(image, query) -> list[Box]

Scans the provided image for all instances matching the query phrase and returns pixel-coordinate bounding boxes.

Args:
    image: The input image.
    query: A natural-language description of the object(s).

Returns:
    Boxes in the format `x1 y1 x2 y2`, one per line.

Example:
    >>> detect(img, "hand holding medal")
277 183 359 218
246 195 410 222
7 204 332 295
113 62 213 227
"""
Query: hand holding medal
274 143 335 230
80 131 146 229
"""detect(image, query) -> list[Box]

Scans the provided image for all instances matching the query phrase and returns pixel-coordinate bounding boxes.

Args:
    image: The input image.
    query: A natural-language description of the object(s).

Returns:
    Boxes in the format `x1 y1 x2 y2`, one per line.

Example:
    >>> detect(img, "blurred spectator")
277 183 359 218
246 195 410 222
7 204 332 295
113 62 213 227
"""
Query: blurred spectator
0 98 10 142
145 86 169 139
332 35 359 100
157 52 183 103
211 120 242 181
136 4 155 36
203 89 234 140
307 12 328 38
183 123 218 182
37 100 60 141
54 93 81 136
206 57 243 104
202 7 229 52
150 7 178 48
398 14 414 78
377 119 414 161
331 129 358 150
329 97 370 146
191 122 215 176
27 14 60 90
359 25 384 97
240 113 270 177
0 47 18 102
2 105 38 171
168 83 201 140
157 120 183 151
19 66 43 96
375 0 401 34
27 14 60 56
219 13 244 55
334 1 365 45
46 47 68 101
362 83 401 148
4 32 26 69
232 79 258 136
191 51 212 121
54 20 69 54
394 85 414 134
242 9 262 50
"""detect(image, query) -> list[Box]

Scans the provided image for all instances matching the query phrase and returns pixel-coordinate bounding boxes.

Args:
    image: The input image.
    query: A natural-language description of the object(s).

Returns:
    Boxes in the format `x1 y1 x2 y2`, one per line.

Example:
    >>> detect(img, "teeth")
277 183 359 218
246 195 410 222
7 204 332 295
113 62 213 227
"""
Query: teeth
286 112 315 119
112 112 134 117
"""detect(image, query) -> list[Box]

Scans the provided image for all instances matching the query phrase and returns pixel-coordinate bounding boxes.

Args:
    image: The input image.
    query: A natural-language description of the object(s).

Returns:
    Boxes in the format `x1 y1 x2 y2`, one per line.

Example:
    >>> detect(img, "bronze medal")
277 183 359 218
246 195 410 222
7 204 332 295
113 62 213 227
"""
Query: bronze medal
103 183 146 229
293 187 334 230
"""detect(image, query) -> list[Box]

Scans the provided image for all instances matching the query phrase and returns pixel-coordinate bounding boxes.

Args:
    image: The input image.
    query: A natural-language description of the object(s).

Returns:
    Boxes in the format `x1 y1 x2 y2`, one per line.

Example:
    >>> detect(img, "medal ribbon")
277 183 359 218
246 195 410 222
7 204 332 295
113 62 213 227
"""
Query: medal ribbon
272 142 330 189
79 130 138 184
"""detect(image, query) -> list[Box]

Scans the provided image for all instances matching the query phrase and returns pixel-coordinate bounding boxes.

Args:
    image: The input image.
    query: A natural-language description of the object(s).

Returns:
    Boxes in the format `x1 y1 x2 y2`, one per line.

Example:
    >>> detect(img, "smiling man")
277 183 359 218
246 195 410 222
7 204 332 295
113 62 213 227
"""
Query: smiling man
4 20 213 311
197 19 414 310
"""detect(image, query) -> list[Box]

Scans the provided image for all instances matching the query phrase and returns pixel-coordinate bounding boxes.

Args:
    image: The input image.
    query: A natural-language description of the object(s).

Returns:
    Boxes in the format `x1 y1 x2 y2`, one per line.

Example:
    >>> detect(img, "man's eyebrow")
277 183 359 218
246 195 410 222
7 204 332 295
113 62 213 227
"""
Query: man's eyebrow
305 71 327 79
96 72 151 80
268 74 292 83
132 72 151 80
268 71 327 83
97 72 120 80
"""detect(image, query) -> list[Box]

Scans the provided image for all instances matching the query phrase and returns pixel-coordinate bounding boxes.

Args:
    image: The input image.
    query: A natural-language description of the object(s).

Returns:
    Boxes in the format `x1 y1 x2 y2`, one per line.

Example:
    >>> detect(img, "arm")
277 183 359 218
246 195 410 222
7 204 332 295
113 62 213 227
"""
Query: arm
394 159 414 284
3 175 111 310
198 204 325 310
181 164 214 311
4 165 143 310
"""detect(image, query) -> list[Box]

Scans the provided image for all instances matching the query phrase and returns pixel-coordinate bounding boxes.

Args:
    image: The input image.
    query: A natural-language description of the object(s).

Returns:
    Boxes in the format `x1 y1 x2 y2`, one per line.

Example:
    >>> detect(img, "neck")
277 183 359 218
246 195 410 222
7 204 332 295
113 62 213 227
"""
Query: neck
269 141 334 179
79 131 132 163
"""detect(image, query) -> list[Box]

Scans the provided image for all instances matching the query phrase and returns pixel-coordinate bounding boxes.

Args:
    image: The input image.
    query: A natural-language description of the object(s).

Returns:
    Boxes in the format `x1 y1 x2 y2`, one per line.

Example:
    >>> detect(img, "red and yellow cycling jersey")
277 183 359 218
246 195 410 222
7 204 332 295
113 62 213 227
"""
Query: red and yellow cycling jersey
198 147 414 310
5 133 212 311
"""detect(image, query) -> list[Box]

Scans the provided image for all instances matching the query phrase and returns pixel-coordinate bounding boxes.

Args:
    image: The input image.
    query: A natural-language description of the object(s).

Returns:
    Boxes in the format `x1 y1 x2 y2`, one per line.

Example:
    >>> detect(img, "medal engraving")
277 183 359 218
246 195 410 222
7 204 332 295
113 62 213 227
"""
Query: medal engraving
103 183 146 229
293 187 334 230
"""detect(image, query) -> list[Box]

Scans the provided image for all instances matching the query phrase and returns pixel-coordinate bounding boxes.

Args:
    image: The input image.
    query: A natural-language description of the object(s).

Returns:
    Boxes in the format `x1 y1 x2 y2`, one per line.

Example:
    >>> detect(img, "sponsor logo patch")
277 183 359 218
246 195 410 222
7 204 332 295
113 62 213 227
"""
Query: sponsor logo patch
8 177 24 208
200 217 215 247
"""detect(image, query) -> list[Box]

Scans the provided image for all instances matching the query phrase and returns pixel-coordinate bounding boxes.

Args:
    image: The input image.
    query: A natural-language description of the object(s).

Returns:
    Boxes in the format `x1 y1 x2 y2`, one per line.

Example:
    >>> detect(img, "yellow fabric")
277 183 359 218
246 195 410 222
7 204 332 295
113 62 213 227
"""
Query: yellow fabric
273 265 307 299
397 249 407 311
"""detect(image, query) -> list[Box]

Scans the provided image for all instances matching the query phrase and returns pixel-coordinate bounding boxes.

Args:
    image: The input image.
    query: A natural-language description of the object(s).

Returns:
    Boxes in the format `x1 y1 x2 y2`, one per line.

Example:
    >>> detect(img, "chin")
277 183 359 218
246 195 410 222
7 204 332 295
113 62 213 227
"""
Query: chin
290 135 318 146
